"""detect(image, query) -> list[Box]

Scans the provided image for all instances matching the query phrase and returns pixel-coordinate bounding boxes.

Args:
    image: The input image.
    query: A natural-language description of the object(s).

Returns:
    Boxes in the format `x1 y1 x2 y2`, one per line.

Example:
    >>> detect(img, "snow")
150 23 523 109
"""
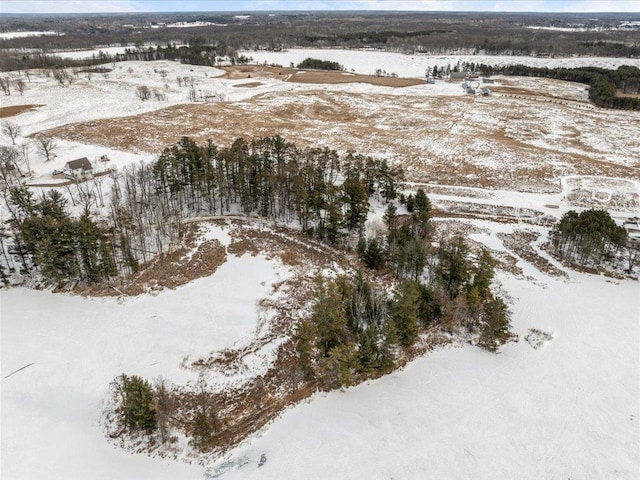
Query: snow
166 21 227 28
526 24 640 32
1 251 287 480
52 46 137 60
1 48 639 479
244 48 640 78
2 215 638 479
0 60 224 138
215 271 639 480
0 31 61 39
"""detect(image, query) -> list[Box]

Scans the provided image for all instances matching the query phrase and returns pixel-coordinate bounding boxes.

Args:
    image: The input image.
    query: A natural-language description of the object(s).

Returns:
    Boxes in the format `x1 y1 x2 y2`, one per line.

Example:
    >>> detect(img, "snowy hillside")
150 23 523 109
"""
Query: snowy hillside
2 243 289 480
2 228 638 480
215 260 639 480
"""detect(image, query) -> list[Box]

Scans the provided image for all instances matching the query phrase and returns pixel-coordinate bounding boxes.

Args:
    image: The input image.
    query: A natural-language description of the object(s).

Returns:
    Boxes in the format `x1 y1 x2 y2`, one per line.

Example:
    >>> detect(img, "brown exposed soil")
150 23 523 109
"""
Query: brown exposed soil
0 104 44 118
220 64 292 80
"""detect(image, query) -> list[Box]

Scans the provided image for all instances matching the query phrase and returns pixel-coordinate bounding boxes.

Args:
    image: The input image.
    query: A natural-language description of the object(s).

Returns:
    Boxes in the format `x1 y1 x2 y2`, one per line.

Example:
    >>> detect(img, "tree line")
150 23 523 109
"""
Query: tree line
2 12 639 72
485 65 640 110
2 135 402 284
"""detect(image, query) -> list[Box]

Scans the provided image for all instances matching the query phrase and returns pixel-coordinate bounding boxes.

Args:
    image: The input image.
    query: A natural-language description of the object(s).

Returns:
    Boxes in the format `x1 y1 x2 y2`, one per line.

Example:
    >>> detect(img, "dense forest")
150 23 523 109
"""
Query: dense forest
1 11 639 71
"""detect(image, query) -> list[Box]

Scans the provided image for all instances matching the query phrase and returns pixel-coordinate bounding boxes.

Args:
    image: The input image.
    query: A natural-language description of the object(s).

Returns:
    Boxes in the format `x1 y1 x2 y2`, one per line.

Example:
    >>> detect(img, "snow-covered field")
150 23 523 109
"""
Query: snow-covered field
2 223 638 480
0 60 228 137
2 247 289 480
52 46 138 60
244 48 640 78
0 31 61 39
1 49 639 480
6 58 635 193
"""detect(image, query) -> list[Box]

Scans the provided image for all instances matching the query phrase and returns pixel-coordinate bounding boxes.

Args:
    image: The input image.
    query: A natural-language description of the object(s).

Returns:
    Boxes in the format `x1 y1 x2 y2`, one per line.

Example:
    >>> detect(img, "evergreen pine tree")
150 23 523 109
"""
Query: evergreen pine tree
390 280 422 347
118 374 157 432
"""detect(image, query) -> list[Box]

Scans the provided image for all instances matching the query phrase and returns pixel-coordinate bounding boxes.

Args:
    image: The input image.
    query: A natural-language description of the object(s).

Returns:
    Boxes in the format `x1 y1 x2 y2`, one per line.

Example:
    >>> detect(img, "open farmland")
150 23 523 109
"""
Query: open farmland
41 70 640 193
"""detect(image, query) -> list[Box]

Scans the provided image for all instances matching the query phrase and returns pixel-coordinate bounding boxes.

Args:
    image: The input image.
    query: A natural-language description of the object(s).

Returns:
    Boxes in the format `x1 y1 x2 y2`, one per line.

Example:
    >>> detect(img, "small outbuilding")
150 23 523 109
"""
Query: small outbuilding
64 157 93 180
450 71 467 80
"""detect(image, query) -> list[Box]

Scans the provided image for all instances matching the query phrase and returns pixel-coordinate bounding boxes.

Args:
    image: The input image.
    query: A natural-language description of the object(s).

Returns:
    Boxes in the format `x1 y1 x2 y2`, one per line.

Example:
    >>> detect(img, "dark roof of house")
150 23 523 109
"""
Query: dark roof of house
65 157 92 171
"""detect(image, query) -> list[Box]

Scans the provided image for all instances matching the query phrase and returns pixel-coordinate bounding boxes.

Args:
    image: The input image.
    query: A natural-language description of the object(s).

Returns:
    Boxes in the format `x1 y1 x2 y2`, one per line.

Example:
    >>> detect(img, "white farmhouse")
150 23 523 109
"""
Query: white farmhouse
63 157 93 180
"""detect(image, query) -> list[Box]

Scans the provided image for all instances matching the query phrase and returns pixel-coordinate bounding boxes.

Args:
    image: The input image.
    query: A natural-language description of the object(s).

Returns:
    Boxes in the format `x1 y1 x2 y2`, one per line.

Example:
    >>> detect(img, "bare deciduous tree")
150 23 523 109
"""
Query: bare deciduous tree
20 142 32 176
153 89 165 101
2 121 21 145
52 69 73 87
625 240 640 273
14 79 26 95
154 376 175 444
136 85 151 101
0 146 21 184
0 77 11 95
35 137 57 162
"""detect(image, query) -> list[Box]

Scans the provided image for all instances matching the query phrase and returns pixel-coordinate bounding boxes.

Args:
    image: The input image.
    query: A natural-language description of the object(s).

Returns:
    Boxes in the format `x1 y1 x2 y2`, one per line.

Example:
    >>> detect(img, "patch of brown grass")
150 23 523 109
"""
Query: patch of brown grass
120 237 226 295
617 90 640 99
0 104 44 118
221 64 425 87
497 230 568 278
232 82 264 88
41 81 640 191
78 226 227 297
226 220 342 268
220 64 292 79
287 70 426 87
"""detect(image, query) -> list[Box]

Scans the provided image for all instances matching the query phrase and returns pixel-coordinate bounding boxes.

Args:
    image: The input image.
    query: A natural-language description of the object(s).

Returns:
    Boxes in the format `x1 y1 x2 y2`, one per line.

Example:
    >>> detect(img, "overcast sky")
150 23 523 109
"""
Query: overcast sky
1 0 639 14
